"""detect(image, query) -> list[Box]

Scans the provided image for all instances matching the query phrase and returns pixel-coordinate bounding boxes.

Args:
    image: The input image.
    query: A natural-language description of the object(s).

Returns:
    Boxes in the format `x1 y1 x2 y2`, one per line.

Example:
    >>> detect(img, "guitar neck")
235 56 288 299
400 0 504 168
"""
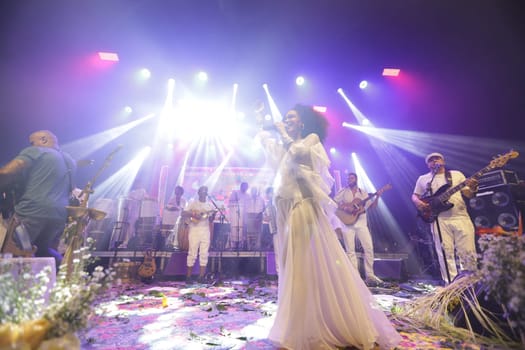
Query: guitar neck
440 165 492 201
361 192 377 206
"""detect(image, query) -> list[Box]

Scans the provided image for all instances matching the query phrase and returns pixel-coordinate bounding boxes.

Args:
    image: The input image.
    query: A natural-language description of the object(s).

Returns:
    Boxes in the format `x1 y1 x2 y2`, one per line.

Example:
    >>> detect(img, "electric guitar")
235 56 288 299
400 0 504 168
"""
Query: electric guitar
417 150 519 223
336 184 392 225
137 249 157 279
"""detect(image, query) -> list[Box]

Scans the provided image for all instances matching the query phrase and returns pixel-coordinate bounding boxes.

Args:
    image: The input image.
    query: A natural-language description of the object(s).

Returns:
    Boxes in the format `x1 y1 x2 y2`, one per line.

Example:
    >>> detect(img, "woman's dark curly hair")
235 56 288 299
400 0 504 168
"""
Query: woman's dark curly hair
291 104 329 143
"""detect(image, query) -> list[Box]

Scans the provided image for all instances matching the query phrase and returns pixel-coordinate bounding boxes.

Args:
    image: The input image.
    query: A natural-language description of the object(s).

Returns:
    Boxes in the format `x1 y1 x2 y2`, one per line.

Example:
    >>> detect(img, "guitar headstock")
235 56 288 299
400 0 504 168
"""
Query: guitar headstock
488 150 519 170
378 183 393 195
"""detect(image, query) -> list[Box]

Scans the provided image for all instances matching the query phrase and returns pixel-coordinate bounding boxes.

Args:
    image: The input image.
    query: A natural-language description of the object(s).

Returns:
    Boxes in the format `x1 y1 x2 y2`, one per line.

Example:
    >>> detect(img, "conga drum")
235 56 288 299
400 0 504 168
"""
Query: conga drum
177 220 190 251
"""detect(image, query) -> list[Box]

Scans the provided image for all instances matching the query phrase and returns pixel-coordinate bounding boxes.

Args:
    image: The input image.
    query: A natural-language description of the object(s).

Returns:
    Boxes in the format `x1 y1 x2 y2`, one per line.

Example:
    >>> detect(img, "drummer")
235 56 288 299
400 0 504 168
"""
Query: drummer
163 185 186 249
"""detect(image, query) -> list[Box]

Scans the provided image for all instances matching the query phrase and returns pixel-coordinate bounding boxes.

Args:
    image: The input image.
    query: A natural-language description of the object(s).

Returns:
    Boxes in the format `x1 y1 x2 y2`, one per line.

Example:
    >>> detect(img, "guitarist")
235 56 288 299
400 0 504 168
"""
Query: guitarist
334 172 384 287
0 130 76 266
412 152 478 284
181 185 216 284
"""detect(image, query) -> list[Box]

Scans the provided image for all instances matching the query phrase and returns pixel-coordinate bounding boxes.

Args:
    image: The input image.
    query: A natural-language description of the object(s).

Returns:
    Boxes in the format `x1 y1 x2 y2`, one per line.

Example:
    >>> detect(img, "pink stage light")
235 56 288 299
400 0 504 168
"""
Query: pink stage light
313 105 327 113
382 68 400 77
98 52 119 61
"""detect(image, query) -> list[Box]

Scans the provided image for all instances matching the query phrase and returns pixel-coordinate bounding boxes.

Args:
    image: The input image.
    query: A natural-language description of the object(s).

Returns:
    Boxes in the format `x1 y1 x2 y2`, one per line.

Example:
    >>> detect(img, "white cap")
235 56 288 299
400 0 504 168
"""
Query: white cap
425 152 444 163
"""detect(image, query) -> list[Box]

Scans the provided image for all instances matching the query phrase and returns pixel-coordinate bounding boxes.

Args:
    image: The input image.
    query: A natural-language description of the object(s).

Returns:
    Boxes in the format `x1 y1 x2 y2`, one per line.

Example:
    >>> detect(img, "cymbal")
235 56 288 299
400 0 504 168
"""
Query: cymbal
66 206 107 220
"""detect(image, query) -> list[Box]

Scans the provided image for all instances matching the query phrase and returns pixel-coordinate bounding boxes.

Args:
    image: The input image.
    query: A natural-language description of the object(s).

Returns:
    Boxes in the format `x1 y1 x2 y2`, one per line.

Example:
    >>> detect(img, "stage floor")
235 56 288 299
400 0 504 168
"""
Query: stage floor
77 277 513 349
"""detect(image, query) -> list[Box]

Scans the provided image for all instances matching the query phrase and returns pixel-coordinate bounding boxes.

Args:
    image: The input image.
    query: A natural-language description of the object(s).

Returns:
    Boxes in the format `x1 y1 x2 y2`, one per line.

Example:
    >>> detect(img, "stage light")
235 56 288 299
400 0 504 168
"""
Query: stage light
362 118 371 126
61 113 155 160
262 84 282 122
296 76 305 86
197 71 208 81
382 68 400 77
359 80 368 89
139 68 151 79
329 147 336 155
98 52 119 61
313 106 327 113
124 106 133 114
231 83 239 112
338 90 369 125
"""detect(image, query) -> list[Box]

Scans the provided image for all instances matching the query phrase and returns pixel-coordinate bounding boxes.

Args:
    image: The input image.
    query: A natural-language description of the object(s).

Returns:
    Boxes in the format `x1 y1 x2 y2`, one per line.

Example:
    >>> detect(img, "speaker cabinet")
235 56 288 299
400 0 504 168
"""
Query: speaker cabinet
468 184 520 231
374 258 407 281
163 252 200 276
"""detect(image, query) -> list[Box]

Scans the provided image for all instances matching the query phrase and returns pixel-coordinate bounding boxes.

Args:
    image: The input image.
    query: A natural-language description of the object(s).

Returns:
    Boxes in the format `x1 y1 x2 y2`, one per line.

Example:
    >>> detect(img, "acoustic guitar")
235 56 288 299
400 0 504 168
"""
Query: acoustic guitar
137 249 157 280
417 150 519 223
189 210 216 223
336 184 392 225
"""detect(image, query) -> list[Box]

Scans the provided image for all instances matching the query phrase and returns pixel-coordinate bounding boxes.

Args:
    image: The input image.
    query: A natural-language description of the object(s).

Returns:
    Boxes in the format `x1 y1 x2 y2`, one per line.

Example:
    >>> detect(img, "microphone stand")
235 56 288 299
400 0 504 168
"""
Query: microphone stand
207 195 228 251
64 145 122 277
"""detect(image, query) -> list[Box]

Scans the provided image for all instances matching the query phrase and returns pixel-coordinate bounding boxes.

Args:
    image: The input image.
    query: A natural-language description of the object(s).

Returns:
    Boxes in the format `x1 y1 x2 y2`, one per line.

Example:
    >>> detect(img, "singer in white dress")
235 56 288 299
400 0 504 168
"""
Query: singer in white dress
258 104 401 350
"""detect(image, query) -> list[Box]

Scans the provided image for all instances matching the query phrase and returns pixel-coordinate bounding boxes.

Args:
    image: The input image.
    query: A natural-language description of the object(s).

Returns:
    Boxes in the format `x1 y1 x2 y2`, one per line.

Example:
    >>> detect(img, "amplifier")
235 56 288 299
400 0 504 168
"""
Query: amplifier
478 170 519 190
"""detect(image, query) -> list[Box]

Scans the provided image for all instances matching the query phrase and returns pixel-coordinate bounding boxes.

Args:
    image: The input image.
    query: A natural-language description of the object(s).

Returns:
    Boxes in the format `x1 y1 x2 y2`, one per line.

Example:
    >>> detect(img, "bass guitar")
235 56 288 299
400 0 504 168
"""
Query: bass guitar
137 249 157 280
336 184 392 225
417 150 519 223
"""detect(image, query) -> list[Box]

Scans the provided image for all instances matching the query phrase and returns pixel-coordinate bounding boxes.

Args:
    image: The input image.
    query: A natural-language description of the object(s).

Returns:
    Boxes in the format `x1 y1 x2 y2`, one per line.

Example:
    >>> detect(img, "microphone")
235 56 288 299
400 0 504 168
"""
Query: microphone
432 163 443 173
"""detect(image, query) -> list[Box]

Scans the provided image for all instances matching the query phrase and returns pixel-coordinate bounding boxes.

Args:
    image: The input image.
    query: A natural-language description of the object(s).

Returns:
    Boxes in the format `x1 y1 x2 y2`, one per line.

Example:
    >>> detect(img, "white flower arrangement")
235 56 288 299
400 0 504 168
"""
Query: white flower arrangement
396 232 524 347
477 234 525 339
0 243 113 349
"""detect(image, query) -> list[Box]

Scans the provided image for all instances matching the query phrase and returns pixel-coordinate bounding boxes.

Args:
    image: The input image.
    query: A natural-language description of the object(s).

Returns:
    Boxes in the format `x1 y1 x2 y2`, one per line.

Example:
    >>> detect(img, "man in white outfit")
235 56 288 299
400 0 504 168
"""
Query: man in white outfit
182 186 215 284
334 173 383 287
412 152 478 284
227 182 250 250
245 186 265 250
163 185 186 249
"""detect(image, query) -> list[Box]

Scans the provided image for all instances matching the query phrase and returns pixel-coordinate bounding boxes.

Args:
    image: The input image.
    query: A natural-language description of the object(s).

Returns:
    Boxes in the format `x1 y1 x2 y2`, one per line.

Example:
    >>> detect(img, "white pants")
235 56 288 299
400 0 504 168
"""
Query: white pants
431 216 476 283
186 226 210 267
341 223 376 279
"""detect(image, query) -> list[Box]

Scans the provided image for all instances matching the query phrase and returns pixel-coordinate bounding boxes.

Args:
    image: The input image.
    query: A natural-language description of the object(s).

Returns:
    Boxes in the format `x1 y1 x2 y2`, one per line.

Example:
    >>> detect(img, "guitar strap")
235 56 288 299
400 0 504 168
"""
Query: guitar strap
61 153 74 192
445 170 453 187
425 169 453 196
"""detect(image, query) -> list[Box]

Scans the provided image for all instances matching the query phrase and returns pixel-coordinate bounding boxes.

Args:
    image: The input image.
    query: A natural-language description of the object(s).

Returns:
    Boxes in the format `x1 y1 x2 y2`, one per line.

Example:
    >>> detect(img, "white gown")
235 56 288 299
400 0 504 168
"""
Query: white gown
260 132 401 350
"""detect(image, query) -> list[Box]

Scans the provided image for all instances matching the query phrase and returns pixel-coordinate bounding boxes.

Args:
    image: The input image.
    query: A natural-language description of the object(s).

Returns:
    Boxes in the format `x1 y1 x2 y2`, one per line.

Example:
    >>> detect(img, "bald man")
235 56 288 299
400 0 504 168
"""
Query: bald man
0 130 76 265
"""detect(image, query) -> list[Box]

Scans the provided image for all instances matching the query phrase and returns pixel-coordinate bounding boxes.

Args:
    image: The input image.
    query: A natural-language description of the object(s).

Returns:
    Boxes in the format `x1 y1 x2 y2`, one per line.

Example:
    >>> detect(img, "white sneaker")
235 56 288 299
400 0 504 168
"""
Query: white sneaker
365 276 384 287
